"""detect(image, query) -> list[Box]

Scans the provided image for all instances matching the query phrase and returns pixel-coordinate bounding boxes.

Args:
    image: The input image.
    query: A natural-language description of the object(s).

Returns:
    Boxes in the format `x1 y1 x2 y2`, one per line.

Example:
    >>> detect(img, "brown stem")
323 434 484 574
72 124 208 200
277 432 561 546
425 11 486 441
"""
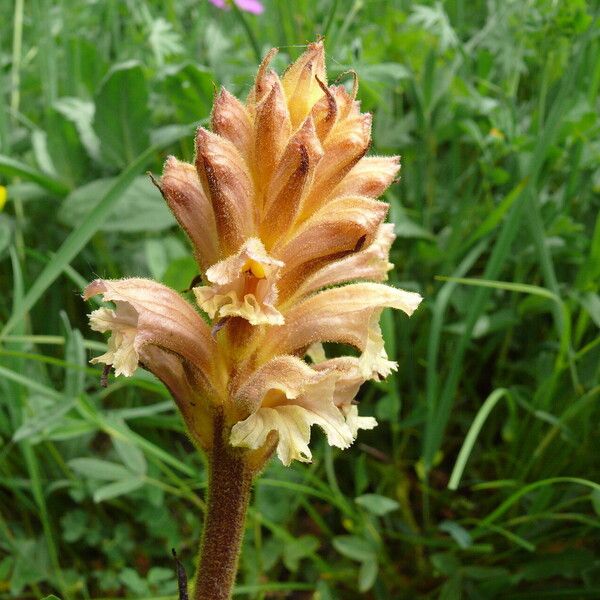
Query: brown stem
194 414 254 600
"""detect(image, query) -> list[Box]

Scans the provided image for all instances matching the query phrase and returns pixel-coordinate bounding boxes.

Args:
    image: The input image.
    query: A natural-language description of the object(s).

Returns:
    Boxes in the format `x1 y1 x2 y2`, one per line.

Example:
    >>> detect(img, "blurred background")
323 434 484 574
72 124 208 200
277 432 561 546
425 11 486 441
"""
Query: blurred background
1 0 599 598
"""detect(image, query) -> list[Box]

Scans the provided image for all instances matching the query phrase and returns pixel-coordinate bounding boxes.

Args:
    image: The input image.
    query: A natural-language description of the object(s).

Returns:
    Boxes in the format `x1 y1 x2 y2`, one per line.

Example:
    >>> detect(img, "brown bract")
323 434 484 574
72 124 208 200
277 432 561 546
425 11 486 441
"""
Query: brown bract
84 41 422 465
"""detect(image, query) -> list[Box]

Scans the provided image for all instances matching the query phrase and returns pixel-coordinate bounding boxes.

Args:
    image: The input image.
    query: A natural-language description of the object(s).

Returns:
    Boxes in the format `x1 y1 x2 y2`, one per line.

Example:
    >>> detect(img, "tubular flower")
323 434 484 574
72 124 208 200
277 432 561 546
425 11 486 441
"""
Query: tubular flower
84 41 422 466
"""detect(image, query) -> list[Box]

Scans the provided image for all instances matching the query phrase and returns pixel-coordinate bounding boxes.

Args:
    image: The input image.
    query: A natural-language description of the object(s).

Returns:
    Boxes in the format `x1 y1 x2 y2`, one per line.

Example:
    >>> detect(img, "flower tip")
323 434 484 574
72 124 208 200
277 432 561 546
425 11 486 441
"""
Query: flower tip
256 47 278 85
83 279 106 300
405 292 424 316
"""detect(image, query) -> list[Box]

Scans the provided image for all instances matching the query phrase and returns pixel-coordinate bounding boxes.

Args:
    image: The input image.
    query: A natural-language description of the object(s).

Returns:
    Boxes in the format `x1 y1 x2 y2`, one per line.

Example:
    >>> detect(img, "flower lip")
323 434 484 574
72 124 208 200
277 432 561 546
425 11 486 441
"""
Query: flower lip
194 238 285 326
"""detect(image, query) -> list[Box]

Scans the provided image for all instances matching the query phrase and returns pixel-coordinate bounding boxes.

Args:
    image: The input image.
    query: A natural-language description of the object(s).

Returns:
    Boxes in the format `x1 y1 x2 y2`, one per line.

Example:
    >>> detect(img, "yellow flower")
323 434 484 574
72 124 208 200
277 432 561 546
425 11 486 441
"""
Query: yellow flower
85 42 422 466
0 186 7 211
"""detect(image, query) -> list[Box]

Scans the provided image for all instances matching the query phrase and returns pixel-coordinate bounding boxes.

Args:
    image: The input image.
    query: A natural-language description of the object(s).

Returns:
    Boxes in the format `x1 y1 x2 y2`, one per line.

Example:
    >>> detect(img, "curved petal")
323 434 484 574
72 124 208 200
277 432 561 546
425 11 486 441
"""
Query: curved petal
274 196 388 274
230 406 312 465
312 356 363 406
313 356 378 436
230 367 353 465
343 404 377 438
264 283 422 364
359 310 398 378
195 128 255 255
84 278 216 383
158 157 219 270
311 78 338 141
248 47 279 107
331 155 400 200
232 354 325 414
291 223 395 299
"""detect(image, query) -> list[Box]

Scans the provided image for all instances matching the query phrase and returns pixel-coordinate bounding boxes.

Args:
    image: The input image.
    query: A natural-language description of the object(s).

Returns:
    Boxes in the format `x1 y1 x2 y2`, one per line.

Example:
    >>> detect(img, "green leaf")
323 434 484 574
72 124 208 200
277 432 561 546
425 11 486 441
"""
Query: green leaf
0 556 13 579
0 154 69 196
0 214 12 256
439 520 473 549
93 476 145 503
590 489 600 517
282 535 319 572
332 536 376 562
93 61 151 167
162 63 215 122
355 494 400 516
10 538 50 595
53 96 101 162
360 62 411 85
431 552 461 576
59 176 175 232
578 292 600 328
394 211 435 240
12 400 73 443
162 255 199 291
113 429 147 476
358 557 378 592
45 108 90 186
68 458 131 480
60 312 86 400
439 572 462 600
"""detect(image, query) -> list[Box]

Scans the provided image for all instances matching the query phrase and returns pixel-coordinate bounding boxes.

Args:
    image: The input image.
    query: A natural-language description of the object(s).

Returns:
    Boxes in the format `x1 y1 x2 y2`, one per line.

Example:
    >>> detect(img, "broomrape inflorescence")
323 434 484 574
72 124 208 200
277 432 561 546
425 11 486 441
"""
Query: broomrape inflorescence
84 41 421 598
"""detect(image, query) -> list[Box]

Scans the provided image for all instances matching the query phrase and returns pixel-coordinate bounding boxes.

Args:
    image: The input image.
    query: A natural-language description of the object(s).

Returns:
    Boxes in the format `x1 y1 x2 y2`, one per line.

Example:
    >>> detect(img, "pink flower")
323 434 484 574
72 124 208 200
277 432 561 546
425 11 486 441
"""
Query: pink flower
209 0 264 15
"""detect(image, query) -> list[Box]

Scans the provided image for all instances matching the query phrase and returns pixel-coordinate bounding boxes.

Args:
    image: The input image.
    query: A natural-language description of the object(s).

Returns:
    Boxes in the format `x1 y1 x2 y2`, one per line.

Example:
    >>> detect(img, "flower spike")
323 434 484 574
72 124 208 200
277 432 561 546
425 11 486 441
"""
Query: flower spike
85 41 422 466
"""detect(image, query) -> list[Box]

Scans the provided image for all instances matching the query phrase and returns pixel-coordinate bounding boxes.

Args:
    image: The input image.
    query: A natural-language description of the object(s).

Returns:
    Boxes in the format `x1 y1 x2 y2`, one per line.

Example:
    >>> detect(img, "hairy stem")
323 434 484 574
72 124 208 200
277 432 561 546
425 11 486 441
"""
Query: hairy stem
194 414 253 600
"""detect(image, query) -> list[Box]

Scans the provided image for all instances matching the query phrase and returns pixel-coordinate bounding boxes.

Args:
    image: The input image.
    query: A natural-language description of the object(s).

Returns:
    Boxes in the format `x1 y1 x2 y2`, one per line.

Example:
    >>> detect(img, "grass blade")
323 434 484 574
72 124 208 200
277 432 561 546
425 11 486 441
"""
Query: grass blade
1 125 197 338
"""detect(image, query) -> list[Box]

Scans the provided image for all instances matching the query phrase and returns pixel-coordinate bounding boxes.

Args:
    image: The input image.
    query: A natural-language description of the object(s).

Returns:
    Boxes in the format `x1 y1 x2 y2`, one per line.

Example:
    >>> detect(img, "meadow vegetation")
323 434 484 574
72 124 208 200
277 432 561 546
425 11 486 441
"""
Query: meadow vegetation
0 0 599 598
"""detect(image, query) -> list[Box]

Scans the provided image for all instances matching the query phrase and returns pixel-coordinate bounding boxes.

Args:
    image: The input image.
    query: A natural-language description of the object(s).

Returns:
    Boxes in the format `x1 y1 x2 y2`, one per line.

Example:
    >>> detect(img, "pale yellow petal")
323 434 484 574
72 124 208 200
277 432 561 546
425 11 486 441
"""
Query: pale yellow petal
359 310 398 379
230 406 313 465
305 342 326 364
230 369 353 466
343 404 377 438
230 354 355 465
89 306 139 377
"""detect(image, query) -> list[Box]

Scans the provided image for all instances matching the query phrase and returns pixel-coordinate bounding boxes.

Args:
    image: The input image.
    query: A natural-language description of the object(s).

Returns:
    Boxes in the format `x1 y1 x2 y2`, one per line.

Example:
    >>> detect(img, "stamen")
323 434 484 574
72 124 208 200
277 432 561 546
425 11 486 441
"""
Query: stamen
241 259 266 279
100 364 111 388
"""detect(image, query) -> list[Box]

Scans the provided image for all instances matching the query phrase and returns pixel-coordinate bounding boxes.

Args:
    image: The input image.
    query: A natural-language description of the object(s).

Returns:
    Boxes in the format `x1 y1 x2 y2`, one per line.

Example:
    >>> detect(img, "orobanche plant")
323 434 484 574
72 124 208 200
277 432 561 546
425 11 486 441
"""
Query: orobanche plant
84 41 421 599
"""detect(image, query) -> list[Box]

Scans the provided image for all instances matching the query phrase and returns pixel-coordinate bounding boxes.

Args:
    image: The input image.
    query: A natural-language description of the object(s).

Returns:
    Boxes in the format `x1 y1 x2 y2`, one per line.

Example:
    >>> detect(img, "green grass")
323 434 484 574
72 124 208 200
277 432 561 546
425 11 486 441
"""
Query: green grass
1 0 599 598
